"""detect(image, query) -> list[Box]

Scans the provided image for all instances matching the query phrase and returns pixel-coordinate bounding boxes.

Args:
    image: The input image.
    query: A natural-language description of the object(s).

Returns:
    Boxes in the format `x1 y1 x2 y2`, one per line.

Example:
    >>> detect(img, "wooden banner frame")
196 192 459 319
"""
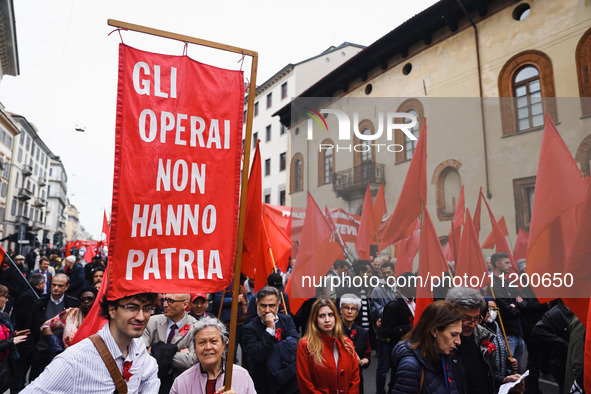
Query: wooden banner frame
107 19 258 390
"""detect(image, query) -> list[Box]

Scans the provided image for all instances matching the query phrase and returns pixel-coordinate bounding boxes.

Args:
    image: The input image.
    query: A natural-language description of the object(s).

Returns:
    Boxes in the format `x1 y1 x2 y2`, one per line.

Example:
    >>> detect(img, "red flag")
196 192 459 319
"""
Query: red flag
455 209 490 289
481 216 509 249
394 218 420 275
102 210 110 244
482 198 519 274
71 266 110 345
242 141 262 278
527 114 587 303
263 214 292 273
414 208 449 323
107 45 243 299
285 274 305 315
473 187 483 236
448 185 465 262
355 184 377 260
585 298 591 394
379 122 427 249
512 229 529 262
290 193 344 299
373 183 387 231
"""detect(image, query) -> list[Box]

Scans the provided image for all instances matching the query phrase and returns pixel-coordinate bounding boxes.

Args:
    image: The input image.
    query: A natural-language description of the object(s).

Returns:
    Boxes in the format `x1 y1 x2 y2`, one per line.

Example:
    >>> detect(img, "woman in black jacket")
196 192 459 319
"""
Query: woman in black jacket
0 284 29 392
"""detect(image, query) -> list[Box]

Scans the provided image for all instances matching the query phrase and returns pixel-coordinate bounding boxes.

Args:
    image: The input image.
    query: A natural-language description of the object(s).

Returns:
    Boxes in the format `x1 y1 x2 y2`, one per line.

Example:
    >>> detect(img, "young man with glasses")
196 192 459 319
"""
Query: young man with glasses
446 287 523 394
22 292 160 393
142 293 197 394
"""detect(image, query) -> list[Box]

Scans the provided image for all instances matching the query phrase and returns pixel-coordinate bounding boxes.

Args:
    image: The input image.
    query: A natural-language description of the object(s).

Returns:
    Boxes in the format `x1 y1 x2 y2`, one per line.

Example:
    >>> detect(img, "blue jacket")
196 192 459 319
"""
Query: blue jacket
390 340 464 394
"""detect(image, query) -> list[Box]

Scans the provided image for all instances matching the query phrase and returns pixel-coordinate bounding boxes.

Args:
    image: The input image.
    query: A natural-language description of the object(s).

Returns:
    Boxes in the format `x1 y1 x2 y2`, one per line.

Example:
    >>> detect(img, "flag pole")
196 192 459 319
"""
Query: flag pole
487 285 515 373
4 253 40 300
106 20 258 390
261 218 288 315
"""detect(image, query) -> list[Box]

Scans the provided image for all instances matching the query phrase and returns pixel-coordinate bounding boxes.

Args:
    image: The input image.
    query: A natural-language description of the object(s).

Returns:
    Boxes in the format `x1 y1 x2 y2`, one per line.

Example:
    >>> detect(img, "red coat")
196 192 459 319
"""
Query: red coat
296 333 360 394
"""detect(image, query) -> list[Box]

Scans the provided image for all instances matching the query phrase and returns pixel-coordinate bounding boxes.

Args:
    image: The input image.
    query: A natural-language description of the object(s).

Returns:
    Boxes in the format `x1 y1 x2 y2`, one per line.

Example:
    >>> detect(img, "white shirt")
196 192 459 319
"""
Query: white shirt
21 322 160 393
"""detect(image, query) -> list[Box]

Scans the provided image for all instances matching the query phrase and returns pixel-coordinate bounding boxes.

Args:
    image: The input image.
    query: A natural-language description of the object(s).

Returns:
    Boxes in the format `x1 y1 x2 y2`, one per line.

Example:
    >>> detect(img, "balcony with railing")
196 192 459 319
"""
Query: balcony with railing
22 164 32 176
34 197 47 207
38 176 47 186
32 219 46 231
332 162 385 200
17 188 33 200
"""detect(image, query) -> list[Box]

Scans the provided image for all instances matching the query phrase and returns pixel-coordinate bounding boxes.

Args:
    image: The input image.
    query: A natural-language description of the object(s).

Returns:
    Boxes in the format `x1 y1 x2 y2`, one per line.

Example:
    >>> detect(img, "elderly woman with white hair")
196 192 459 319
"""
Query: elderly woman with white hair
340 293 371 394
170 316 256 394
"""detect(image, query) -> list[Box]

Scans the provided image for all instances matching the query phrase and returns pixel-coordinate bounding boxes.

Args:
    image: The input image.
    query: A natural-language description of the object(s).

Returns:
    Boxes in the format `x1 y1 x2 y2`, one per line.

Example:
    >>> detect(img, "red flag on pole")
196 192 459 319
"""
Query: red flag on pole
448 185 465 262
263 215 292 273
355 184 376 260
526 113 587 303
481 216 509 249
373 183 387 233
455 209 490 289
242 141 262 279
482 198 519 275
512 228 529 262
585 298 591 394
414 208 449 323
473 187 483 236
394 217 420 275
102 210 110 244
379 122 427 249
290 193 344 300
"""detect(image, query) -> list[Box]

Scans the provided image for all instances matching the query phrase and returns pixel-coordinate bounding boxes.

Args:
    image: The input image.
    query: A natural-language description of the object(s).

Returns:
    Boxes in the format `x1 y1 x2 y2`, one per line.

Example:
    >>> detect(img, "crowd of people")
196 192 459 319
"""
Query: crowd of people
0 249 586 393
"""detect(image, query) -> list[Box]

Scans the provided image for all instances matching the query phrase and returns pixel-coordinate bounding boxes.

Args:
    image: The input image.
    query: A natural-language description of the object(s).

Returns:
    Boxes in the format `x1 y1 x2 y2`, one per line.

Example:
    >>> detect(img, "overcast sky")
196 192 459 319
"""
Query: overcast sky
0 0 438 238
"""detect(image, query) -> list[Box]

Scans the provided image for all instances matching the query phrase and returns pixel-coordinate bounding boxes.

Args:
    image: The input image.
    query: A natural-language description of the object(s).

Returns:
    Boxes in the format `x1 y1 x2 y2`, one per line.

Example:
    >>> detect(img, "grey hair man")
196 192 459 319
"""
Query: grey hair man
446 287 522 393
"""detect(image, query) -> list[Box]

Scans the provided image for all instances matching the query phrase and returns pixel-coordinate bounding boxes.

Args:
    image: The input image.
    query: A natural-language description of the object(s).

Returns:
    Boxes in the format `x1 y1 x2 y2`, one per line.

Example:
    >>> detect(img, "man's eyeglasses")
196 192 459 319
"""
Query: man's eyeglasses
162 298 186 305
462 315 483 325
117 303 156 315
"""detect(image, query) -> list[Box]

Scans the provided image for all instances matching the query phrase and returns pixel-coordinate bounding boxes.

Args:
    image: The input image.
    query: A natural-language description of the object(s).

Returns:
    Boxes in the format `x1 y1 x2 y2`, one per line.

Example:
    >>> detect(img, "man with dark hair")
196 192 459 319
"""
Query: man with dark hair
23 292 160 393
29 273 79 381
489 252 526 369
31 256 52 294
243 286 299 394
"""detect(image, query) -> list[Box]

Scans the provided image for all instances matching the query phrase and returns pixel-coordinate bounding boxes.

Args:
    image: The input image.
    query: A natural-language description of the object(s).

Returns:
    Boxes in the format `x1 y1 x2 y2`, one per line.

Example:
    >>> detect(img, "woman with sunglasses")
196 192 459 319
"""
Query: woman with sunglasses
40 286 98 348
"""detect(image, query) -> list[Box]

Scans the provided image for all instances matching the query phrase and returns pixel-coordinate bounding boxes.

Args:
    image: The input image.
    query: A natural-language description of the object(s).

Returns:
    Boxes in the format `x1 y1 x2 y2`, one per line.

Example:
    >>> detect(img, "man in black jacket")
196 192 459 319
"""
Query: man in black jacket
242 286 299 394
29 273 79 381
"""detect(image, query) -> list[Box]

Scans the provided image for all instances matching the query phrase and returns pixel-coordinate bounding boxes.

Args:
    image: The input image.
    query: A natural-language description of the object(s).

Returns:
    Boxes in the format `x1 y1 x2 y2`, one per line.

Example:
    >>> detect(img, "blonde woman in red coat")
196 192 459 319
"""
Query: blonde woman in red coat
297 297 360 394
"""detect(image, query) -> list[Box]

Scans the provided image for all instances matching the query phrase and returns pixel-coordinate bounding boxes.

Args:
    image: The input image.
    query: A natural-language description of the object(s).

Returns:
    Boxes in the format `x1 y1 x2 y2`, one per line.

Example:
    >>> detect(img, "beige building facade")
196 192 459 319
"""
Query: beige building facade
278 0 591 251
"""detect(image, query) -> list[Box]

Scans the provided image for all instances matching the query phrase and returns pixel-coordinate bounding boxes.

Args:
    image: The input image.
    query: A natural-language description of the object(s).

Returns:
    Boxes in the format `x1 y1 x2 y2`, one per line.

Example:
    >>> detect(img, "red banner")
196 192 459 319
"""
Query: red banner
107 45 244 299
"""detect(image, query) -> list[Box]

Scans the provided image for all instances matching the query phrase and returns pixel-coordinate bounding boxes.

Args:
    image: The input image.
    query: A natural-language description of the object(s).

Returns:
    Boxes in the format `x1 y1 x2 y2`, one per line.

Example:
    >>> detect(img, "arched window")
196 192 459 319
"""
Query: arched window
354 120 376 183
290 153 304 194
575 134 591 176
394 99 425 163
576 27 591 116
318 138 335 185
432 160 463 221
498 50 557 135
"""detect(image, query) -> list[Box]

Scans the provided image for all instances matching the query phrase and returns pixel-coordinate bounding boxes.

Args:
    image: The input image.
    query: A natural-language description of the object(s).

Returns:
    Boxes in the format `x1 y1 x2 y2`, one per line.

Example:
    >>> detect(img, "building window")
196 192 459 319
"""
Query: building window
281 82 288 99
265 158 271 176
575 134 591 176
266 93 272 109
264 190 271 204
279 152 286 172
279 190 286 206
576 27 591 116
10 200 15 216
243 110 247 124
266 125 271 142
254 102 259 117
498 50 557 136
514 66 543 131
432 160 463 221
290 153 304 193
318 138 334 185
253 132 258 149
280 124 287 135
513 176 536 231
395 99 425 163
17 148 22 163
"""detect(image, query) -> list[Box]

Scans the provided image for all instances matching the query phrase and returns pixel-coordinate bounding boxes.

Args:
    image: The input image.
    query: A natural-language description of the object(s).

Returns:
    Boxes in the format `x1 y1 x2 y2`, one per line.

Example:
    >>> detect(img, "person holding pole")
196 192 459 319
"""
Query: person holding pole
296 297 360 394
445 287 523 393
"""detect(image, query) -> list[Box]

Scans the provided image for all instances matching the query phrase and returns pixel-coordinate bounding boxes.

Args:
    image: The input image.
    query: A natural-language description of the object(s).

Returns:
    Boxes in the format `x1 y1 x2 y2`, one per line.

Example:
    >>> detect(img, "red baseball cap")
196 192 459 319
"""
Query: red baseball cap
191 293 207 302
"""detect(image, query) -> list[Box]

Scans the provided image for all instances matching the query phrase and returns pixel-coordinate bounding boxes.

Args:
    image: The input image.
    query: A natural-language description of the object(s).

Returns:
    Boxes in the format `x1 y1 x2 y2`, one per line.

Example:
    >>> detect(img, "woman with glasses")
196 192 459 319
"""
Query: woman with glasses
0 284 29 392
297 297 360 393
390 300 463 394
170 316 256 394
40 286 98 348
340 294 371 394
